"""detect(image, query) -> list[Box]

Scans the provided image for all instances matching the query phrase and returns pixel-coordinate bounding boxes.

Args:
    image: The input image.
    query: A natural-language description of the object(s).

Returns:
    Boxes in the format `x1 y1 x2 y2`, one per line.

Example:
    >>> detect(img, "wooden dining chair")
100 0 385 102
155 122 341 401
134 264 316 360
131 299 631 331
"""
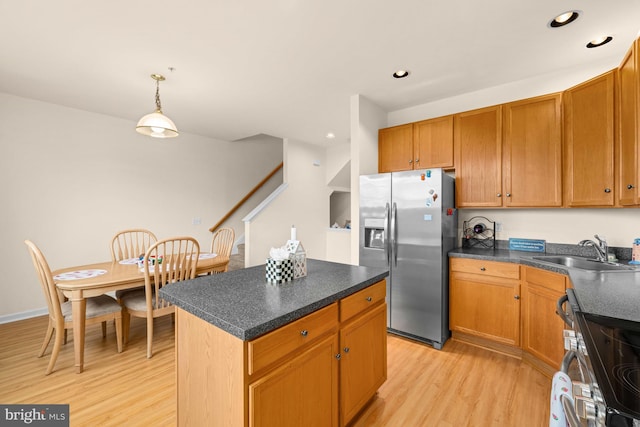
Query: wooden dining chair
120 236 199 358
110 228 157 262
24 240 123 375
110 229 157 302
205 227 235 274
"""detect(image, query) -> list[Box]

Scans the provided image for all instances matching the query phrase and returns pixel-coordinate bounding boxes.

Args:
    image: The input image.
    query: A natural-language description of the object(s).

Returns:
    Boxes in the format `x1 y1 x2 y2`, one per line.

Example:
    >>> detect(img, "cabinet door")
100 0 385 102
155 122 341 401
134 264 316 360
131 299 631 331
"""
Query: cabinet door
564 71 615 206
521 267 567 369
521 282 566 369
339 303 387 426
378 124 413 173
450 273 520 346
454 105 503 207
618 41 639 206
413 116 454 169
503 94 563 207
249 333 339 427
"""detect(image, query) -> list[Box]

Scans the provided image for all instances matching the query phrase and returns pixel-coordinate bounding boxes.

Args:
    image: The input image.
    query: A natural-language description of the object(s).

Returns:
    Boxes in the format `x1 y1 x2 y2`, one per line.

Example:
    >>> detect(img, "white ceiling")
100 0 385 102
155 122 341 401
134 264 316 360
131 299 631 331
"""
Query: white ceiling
2 1 639 146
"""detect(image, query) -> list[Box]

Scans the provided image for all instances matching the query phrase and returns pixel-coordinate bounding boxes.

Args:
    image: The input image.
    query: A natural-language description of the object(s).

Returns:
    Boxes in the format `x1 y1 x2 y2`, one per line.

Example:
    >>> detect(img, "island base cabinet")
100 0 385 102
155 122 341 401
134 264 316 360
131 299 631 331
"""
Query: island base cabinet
176 308 246 427
340 303 387 426
249 333 339 427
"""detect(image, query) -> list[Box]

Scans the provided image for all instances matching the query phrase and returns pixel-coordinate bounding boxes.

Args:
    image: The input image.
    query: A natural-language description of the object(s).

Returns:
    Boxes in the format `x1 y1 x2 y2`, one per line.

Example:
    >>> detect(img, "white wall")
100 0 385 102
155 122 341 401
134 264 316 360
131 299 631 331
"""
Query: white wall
350 95 387 264
458 209 640 248
0 93 282 319
245 139 328 266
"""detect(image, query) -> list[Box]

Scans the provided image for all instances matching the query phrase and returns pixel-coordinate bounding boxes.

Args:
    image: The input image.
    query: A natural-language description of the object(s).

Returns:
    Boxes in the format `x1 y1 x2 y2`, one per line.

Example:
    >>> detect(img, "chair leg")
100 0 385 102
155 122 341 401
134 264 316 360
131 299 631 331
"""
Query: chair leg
122 310 130 344
46 325 65 375
38 320 54 357
114 316 123 353
146 316 154 359
64 329 68 345
102 321 107 338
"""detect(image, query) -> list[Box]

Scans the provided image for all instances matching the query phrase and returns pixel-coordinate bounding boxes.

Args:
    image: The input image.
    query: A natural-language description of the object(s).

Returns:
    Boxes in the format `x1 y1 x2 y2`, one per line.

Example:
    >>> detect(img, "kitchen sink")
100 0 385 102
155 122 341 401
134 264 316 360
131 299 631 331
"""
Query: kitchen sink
531 255 637 272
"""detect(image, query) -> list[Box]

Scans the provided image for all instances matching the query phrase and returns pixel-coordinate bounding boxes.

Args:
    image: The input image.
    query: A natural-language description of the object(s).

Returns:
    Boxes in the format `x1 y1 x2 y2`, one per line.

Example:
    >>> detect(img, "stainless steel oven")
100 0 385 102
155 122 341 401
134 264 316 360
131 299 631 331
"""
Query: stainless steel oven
555 290 640 427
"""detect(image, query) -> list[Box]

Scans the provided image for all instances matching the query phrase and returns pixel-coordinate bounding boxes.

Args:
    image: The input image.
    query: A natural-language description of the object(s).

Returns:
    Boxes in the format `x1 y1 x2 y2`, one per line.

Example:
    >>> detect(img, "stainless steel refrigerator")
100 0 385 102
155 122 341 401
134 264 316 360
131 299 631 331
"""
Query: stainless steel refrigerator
359 169 456 349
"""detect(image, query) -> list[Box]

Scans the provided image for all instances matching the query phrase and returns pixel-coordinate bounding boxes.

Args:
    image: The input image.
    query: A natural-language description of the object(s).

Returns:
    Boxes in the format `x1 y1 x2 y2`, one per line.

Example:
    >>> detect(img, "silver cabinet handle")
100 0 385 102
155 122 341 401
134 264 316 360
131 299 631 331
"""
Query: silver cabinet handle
300 330 308 337
496 193 502 197
628 184 635 190
514 295 520 300
366 296 373 302
415 158 419 163
506 193 511 197
480 267 486 271
335 353 341 360
604 188 611 193
408 159 413 163
343 347 350 353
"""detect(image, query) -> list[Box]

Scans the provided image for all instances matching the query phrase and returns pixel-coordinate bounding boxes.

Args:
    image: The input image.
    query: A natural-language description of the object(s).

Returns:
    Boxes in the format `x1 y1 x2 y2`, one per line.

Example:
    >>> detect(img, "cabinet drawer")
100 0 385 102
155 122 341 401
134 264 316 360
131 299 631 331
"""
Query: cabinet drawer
340 280 386 323
524 266 566 293
450 258 520 279
248 303 338 376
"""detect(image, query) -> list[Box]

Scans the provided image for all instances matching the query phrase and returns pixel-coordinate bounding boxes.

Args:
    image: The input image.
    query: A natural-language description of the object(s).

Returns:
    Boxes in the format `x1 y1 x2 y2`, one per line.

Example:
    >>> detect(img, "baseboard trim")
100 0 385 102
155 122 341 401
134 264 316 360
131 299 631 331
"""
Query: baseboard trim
0 308 47 324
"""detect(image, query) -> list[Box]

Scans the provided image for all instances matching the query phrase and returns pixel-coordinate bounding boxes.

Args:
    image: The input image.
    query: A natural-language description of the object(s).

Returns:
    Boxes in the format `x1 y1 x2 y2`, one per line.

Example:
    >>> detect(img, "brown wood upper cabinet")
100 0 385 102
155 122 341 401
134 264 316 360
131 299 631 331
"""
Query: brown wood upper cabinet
454 105 503 207
378 116 453 173
563 70 616 207
502 93 563 207
618 39 640 206
378 123 413 173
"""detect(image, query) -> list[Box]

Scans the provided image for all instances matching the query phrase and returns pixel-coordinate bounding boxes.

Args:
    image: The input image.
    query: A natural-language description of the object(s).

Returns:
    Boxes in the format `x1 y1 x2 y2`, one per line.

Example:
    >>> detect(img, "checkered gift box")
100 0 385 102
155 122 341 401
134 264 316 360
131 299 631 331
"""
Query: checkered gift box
265 258 294 284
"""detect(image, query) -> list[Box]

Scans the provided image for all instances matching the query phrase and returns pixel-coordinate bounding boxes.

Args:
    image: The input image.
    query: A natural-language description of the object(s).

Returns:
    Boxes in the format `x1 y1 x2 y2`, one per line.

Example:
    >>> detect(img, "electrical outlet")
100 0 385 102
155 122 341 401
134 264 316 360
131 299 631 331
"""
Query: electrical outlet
192 217 202 225
496 222 503 232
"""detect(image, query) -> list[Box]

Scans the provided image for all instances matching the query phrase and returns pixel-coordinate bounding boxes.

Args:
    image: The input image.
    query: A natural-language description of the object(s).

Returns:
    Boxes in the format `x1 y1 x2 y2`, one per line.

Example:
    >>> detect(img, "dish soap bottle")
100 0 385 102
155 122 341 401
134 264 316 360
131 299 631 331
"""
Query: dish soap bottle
631 238 640 265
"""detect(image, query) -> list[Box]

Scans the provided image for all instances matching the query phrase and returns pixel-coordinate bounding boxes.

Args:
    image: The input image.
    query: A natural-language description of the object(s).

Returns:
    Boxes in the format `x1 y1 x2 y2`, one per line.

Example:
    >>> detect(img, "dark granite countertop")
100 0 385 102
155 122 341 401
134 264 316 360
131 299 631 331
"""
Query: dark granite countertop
159 259 389 341
449 247 640 323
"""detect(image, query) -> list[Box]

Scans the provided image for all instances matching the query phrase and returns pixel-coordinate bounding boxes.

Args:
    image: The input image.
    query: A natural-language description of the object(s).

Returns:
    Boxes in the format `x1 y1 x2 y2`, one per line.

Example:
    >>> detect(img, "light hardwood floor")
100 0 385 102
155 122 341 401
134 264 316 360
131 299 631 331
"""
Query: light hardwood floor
0 316 551 426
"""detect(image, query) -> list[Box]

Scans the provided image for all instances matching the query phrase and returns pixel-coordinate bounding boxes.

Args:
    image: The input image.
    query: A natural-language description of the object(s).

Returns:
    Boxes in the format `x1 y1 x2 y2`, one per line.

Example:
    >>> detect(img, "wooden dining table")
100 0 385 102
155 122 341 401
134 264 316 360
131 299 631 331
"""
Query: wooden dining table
52 253 229 373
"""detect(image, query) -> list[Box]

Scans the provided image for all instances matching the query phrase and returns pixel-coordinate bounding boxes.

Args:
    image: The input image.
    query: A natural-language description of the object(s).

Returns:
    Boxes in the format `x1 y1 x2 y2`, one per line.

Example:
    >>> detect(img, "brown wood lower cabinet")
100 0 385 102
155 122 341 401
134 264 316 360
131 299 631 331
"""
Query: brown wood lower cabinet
450 257 569 375
449 258 521 346
249 333 340 427
176 280 387 427
521 267 568 369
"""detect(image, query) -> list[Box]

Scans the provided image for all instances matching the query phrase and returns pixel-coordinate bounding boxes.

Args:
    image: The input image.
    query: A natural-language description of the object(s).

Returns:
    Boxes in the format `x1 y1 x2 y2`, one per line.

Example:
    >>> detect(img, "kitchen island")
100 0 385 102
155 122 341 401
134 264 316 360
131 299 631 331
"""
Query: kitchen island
160 259 389 427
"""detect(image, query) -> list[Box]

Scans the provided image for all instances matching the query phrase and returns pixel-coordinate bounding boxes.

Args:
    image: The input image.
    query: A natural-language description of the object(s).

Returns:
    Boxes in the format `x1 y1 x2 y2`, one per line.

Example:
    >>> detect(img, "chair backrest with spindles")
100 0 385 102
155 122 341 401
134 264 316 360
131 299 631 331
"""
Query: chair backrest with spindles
111 229 157 262
210 227 235 258
142 237 200 312
25 240 64 324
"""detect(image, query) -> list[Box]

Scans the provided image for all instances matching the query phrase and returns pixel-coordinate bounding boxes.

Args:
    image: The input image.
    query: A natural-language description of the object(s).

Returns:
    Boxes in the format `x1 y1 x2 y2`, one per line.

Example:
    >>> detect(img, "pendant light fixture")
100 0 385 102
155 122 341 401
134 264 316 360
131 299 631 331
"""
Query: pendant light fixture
136 73 179 138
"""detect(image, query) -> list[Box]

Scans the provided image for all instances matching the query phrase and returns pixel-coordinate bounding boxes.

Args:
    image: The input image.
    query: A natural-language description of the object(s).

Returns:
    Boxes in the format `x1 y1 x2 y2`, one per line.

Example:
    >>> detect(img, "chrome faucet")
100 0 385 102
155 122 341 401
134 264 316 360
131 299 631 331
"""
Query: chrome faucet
578 234 608 262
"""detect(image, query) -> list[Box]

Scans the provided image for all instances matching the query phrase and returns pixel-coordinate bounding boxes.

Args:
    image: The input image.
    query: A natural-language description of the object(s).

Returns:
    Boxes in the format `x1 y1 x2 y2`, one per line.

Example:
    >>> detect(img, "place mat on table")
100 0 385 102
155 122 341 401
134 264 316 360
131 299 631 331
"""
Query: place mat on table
118 258 141 265
54 269 108 281
197 253 217 259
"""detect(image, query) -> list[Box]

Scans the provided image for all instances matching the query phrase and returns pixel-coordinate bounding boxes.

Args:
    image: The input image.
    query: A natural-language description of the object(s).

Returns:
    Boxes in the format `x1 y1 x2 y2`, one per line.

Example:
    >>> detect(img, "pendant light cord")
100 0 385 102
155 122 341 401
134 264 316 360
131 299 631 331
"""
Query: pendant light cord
155 79 163 113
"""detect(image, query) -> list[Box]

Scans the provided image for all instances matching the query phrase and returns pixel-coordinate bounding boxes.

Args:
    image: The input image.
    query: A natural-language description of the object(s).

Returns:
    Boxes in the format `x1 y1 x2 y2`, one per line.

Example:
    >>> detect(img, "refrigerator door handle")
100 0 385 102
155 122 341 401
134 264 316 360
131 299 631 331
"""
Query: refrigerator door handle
392 202 398 267
384 202 390 266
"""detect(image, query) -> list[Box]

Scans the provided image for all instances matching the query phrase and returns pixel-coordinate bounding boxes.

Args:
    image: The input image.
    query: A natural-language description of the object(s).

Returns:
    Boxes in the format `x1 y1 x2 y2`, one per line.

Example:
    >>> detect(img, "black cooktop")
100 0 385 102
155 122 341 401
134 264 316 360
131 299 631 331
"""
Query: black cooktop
576 311 640 420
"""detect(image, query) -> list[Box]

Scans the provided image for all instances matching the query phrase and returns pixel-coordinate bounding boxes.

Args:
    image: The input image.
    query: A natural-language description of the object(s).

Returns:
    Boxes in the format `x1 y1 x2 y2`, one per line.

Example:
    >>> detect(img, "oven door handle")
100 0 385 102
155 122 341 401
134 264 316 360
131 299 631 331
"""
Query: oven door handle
560 349 576 374
560 395 581 427
556 294 572 328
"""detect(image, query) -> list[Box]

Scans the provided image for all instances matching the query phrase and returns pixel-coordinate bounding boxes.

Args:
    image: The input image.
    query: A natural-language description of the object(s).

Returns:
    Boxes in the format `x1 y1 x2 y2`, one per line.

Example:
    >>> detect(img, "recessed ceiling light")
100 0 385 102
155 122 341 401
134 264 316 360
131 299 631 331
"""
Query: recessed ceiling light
393 70 410 79
326 132 336 139
586 36 613 48
548 10 580 28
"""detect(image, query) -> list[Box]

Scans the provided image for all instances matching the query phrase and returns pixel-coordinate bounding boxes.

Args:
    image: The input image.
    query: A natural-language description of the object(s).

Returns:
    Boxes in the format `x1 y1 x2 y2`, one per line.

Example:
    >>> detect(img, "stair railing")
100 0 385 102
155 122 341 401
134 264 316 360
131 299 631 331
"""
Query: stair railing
209 162 284 233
